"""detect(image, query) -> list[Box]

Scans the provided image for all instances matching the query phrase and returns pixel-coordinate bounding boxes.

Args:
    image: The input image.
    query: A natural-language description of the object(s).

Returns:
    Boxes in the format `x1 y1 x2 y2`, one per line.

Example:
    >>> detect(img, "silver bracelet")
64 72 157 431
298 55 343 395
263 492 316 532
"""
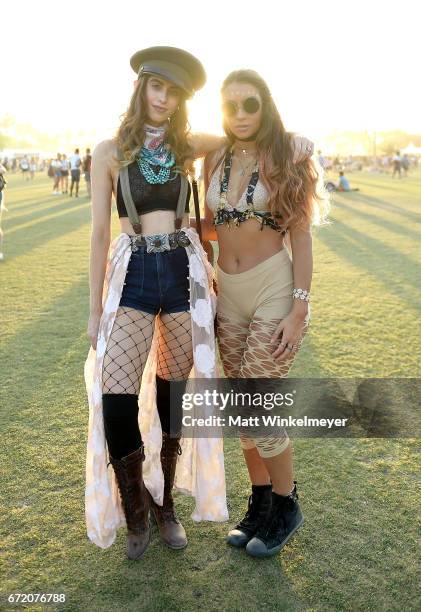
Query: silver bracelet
292 288 310 302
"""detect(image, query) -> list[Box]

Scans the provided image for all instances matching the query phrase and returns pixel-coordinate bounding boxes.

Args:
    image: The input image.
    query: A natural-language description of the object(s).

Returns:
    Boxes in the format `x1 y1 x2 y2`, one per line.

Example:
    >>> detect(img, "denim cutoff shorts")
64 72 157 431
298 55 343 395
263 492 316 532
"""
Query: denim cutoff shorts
119 243 190 315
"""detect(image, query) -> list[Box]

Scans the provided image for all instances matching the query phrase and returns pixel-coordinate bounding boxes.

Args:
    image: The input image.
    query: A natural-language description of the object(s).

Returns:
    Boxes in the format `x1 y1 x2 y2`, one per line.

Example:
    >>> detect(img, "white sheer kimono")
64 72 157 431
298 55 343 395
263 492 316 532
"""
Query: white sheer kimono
84 228 228 549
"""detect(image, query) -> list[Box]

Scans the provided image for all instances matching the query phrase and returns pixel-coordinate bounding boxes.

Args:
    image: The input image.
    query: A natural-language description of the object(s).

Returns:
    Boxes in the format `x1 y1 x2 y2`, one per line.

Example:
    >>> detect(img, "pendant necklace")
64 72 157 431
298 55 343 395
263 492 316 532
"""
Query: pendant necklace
233 146 258 177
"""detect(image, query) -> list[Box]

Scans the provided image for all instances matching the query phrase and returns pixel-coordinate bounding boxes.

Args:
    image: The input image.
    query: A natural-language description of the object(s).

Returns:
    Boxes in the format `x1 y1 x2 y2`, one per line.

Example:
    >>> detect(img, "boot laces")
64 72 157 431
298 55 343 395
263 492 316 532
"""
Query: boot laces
237 493 268 530
162 507 180 523
160 439 181 523
257 494 296 540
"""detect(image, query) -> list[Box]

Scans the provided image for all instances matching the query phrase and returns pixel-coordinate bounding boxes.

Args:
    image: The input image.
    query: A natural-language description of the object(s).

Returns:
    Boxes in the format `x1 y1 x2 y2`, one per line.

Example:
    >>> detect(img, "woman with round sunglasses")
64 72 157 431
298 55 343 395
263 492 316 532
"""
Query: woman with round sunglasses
84 47 314 560
202 69 329 558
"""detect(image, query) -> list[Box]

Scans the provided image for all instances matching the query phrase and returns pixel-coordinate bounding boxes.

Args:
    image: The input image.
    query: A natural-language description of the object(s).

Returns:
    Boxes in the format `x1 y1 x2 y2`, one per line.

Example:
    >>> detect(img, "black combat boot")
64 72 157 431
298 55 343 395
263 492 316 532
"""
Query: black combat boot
227 484 273 547
246 481 304 557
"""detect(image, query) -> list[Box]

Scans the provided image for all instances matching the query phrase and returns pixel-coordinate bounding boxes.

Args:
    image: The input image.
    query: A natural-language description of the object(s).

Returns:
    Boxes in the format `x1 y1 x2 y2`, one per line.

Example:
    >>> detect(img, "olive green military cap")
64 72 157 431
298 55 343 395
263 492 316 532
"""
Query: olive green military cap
130 46 206 97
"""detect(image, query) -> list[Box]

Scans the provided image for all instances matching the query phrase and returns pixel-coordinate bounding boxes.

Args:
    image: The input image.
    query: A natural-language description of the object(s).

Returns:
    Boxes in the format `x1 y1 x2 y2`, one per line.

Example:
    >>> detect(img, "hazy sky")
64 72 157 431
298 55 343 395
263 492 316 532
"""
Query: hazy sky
2 0 420 144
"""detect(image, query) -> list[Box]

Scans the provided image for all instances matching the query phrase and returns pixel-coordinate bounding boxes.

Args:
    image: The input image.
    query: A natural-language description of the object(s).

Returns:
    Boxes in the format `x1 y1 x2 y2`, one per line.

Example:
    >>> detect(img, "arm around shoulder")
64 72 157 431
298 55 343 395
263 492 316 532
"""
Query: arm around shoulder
188 132 228 159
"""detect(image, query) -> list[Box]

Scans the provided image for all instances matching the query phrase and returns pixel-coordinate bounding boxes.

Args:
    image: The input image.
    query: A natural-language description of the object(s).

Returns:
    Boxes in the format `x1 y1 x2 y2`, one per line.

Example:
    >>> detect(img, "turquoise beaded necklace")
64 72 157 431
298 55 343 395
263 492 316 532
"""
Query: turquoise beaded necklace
136 142 175 184
136 123 176 184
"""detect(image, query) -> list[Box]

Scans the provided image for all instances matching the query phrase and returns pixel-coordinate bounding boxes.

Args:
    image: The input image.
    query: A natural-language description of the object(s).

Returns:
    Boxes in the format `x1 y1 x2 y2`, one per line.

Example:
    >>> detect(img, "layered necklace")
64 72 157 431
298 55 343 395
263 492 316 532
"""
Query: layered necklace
136 123 175 184
219 145 259 209
233 144 258 176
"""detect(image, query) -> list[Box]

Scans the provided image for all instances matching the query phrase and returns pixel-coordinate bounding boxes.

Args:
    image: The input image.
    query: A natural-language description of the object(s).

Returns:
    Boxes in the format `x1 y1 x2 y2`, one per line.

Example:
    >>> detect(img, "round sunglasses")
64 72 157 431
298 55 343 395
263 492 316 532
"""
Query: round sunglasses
222 96 261 117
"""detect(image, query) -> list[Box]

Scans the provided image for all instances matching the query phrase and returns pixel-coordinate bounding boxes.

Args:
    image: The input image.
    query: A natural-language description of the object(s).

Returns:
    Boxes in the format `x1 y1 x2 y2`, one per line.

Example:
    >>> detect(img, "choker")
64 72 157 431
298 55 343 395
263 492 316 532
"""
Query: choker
235 131 259 143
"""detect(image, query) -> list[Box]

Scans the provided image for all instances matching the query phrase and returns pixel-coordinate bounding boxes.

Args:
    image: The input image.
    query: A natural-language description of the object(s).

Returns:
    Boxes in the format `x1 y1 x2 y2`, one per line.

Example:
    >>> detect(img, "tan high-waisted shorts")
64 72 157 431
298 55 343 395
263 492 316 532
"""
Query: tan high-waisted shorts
216 248 311 325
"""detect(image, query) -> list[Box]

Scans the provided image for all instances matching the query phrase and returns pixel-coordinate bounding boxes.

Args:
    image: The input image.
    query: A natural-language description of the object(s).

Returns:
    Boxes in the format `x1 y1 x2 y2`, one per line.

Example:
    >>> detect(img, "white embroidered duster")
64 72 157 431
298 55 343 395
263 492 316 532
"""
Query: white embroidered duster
84 228 228 549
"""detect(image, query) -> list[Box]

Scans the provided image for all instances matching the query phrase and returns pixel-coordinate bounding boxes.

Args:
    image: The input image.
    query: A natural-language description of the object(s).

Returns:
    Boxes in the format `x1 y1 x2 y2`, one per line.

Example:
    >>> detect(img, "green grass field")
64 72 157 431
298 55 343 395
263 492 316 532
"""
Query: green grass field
1 170 420 611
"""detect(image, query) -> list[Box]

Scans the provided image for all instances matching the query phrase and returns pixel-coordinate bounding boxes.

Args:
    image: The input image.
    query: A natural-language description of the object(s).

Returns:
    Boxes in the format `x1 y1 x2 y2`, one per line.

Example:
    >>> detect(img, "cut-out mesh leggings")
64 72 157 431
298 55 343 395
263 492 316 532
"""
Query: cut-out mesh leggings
216 249 310 458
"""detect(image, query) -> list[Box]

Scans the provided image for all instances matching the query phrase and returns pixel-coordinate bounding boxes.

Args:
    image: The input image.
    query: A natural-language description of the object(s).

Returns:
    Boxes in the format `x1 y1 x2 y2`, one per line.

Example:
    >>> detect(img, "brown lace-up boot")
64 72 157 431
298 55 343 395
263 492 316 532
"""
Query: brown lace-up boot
150 433 187 549
108 445 150 560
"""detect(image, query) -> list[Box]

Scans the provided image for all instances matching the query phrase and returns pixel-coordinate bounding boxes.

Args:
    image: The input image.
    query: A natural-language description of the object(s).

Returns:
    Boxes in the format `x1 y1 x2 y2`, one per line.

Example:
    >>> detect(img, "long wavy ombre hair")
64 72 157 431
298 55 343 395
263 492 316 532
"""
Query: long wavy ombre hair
217 70 329 232
113 75 193 173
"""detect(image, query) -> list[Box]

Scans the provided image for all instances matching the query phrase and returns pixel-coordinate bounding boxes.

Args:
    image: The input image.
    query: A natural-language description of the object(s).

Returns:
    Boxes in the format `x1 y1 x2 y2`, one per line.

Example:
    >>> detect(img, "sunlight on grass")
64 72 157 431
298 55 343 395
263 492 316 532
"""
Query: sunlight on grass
1 172 419 611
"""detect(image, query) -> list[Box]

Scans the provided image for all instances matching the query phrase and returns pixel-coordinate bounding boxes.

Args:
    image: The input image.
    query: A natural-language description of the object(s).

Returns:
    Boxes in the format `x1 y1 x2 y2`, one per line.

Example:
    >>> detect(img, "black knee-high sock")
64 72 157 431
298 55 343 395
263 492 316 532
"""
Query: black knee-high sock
155 375 185 437
102 393 142 460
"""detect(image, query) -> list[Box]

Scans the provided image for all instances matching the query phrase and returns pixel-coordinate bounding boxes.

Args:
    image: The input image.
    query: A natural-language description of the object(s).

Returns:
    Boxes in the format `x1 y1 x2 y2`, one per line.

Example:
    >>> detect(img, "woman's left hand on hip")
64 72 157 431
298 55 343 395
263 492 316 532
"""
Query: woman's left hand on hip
269 313 303 361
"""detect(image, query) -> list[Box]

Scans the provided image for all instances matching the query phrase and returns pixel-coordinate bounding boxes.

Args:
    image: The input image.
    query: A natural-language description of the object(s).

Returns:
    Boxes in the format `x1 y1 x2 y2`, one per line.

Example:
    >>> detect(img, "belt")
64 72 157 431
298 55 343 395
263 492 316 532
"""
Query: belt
130 230 191 253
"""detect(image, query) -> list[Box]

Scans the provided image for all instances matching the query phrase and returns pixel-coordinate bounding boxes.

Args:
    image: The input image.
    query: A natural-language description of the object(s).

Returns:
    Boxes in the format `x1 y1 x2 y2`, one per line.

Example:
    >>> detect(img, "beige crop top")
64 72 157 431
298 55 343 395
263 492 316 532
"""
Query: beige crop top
205 150 288 235
206 163 270 212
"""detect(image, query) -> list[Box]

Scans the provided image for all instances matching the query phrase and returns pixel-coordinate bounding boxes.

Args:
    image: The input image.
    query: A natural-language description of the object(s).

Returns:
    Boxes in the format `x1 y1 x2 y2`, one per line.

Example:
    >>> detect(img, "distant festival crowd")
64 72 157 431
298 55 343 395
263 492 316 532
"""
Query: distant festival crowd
0 148 418 204
0 148 92 196
317 150 417 177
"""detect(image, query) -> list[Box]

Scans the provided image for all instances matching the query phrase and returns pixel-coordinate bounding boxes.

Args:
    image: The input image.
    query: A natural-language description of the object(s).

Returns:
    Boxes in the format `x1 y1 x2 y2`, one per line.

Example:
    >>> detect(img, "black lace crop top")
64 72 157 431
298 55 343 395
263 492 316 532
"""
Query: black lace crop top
116 160 191 218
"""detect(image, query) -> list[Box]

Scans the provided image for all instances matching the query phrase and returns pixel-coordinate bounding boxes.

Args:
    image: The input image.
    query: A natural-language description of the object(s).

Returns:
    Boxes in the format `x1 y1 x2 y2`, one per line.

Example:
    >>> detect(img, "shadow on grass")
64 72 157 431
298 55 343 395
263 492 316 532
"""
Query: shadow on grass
4 183 60 207
5 197 90 230
317 218 421 311
333 199 421 242
0 284 307 611
351 177 415 194
343 192 421 222
2 203 91 263
0 276 89 414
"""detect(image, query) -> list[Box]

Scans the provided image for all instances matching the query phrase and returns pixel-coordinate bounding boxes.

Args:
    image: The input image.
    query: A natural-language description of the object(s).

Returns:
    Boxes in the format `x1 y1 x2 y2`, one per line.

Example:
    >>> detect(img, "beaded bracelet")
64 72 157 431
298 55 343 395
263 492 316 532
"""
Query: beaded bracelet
292 288 310 302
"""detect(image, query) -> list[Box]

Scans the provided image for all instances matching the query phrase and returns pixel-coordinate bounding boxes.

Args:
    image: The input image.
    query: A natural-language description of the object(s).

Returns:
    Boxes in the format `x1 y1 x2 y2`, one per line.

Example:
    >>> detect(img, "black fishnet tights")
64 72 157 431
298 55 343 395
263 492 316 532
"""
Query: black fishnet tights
101 307 193 394
156 311 193 381
102 306 155 394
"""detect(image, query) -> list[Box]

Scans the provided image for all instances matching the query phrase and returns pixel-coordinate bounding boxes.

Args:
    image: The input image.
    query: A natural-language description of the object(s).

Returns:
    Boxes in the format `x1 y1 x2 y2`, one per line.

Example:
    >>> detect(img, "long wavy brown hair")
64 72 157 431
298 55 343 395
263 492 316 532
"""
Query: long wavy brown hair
215 69 329 231
113 75 193 173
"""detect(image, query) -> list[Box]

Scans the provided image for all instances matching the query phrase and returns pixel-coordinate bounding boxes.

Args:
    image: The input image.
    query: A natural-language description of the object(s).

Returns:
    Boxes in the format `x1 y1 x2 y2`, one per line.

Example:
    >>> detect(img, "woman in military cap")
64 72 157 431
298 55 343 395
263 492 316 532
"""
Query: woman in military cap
84 46 312 560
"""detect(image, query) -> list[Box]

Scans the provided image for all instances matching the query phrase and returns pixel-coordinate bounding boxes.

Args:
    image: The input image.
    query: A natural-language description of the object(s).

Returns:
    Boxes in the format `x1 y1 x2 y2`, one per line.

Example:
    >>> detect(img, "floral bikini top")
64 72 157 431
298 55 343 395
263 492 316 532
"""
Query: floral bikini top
206 147 288 235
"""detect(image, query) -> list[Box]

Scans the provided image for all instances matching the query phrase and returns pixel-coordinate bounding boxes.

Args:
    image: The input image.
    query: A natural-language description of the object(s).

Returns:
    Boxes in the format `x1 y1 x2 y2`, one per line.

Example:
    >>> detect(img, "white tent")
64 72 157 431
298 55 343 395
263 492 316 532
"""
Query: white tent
401 142 421 155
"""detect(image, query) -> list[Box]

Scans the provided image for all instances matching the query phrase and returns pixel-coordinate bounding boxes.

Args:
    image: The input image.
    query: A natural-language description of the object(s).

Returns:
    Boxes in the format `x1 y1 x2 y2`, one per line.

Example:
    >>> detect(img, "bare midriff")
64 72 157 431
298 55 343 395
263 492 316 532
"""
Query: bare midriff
111 167 189 237
216 220 285 274
111 163 283 273
207 145 286 274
